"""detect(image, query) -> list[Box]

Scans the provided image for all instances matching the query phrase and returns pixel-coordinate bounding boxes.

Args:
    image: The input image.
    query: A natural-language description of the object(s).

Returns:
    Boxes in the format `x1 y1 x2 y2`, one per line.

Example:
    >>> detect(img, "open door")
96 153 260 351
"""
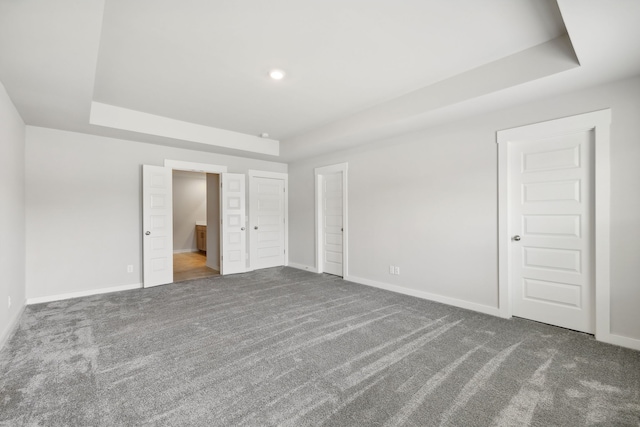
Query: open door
142 165 174 287
221 173 246 275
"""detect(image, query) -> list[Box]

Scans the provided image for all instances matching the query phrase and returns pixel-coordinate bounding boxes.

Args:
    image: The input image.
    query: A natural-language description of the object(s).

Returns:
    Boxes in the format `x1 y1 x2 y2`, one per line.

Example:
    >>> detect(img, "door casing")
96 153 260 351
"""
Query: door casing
142 160 228 287
497 109 611 340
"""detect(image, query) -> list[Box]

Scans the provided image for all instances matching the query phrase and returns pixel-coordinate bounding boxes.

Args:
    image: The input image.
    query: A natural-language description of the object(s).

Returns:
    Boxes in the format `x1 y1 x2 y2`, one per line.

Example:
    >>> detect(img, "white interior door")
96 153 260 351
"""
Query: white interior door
221 173 246 275
322 172 344 276
510 131 594 333
142 165 174 287
250 176 285 270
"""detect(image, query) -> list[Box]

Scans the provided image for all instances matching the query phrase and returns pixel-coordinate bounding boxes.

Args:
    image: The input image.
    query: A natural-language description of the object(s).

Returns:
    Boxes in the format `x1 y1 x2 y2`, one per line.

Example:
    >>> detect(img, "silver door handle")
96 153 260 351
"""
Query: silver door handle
145 231 151 235
512 235 521 241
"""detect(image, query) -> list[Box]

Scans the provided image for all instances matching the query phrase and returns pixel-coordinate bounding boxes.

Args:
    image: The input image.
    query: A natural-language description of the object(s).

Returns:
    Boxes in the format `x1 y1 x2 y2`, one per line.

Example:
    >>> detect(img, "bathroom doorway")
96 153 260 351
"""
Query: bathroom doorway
172 170 220 282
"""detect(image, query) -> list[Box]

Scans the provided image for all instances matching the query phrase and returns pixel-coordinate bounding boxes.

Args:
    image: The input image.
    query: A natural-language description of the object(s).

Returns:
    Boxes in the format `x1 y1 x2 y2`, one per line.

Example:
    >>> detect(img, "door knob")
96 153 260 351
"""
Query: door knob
513 235 521 241
145 231 151 235
254 226 258 230
241 227 245 231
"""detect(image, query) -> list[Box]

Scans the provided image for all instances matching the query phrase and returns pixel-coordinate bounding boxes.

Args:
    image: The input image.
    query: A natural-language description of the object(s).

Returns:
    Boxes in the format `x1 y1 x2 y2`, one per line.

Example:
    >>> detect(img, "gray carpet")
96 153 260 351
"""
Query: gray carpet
1 267 639 426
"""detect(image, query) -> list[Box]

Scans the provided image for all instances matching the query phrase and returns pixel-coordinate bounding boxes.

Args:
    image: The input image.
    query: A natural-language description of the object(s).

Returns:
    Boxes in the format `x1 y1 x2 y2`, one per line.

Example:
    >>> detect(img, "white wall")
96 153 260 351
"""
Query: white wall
206 174 220 270
172 171 207 252
288 75 640 342
0 82 26 349
25 127 286 300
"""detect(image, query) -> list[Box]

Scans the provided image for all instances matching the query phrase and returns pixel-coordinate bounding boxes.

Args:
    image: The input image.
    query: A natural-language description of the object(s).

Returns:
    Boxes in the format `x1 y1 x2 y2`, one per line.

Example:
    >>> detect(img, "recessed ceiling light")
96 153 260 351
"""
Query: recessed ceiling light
269 69 286 80
260 133 270 138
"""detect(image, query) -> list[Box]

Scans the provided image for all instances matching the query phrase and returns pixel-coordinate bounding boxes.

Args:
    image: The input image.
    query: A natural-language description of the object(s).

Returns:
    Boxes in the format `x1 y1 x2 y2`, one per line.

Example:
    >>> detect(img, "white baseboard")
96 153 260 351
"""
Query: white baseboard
597 331 640 351
27 283 143 305
0 302 26 352
173 249 199 254
344 275 640 351
344 275 501 317
288 262 318 273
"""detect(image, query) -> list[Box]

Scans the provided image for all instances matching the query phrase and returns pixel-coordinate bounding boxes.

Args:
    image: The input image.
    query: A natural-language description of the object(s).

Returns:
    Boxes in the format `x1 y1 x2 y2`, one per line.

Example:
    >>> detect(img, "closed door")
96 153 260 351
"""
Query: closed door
510 130 594 333
322 172 343 276
250 177 285 270
142 165 173 287
220 173 246 275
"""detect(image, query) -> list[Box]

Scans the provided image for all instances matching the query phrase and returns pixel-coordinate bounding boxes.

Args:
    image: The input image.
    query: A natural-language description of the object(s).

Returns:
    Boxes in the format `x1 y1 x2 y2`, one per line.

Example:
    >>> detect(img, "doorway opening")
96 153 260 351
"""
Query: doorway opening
171 170 220 282
143 161 288 287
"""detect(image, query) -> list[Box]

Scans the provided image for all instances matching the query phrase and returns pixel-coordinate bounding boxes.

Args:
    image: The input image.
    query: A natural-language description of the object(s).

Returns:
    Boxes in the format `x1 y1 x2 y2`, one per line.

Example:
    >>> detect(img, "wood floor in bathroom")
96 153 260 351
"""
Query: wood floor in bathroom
173 251 219 282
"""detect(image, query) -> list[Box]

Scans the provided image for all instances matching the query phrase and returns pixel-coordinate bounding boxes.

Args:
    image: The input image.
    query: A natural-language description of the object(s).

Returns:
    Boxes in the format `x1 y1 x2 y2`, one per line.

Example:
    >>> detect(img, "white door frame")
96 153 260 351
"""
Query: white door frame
141 160 229 284
315 163 348 276
497 110 611 341
248 170 289 271
165 160 228 274
164 159 227 175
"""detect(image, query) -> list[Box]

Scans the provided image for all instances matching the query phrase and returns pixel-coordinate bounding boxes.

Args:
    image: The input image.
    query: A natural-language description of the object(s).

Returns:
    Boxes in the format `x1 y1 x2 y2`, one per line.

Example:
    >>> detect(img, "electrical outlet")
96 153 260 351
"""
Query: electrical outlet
394 266 400 275
127 265 134 273
8 296 11 309
389 265 395 274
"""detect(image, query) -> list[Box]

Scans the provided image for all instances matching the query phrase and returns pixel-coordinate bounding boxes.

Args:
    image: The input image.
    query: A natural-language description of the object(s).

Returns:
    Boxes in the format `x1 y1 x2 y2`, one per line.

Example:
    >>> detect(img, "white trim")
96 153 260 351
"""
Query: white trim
497 132 511 319
345 275 501 317
288 262 318 273
91 102 279 156
248 170 289 270
248 170 288 180
0 303 26 352
597 333 640 352
26 283 142 305
148 159 226 284
315 163 349 277
497 109 613 340
164 159 228 174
